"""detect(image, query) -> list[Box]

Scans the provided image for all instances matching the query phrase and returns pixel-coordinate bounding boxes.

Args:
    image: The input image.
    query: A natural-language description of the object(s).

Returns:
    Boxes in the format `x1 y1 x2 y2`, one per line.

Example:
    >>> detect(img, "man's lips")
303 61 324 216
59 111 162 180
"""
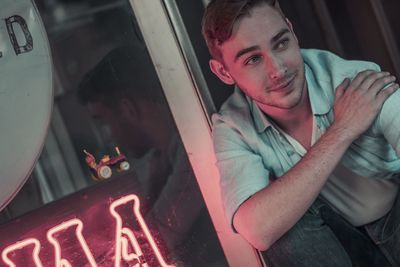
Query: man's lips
269 74 296 92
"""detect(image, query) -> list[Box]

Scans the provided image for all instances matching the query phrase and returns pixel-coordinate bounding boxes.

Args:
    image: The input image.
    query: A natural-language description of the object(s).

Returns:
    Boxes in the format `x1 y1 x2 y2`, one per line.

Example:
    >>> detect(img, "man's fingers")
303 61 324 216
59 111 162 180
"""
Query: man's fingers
376 83 399 102
349 70 375 89
335 78 350 99
359 71 391 91
369 74 397 95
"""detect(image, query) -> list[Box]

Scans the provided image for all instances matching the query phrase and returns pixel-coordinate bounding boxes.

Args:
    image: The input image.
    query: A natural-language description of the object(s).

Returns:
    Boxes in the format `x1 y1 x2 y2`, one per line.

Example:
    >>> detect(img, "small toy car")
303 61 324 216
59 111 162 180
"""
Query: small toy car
84 147 130 181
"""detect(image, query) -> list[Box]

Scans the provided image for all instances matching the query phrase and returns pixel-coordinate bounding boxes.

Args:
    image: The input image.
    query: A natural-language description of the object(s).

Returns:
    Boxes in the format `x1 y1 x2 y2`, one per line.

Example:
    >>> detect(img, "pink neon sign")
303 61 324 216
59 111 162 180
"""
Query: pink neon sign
2 239 43 267
1 195 175 267
47 219 98 267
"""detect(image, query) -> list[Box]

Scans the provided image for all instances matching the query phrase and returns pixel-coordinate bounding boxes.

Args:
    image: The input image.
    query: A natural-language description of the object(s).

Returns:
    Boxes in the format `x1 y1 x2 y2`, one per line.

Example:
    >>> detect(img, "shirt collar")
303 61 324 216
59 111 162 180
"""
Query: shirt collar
304 62 332 116
247 96 273 133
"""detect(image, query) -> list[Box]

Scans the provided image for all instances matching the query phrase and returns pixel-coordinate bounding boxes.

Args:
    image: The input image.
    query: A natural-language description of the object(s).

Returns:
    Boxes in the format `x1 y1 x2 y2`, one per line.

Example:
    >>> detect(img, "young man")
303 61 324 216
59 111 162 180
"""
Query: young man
202 0 400 266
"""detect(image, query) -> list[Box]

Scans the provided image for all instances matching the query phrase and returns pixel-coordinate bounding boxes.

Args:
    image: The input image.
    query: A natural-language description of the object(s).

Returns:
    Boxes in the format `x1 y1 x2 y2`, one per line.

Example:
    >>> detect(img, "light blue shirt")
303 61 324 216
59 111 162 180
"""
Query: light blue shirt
212 49 400 226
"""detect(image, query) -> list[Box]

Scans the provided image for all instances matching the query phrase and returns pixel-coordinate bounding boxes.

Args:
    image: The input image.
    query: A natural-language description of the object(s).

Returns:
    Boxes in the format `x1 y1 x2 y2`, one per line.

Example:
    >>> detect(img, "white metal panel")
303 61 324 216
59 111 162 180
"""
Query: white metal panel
0 0 53 211
129 1 262 266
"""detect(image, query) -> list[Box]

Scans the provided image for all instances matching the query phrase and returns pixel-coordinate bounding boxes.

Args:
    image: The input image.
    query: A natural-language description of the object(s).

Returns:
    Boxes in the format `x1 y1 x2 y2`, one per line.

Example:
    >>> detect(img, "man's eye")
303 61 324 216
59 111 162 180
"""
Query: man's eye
276 39 289 50
245 55 261 65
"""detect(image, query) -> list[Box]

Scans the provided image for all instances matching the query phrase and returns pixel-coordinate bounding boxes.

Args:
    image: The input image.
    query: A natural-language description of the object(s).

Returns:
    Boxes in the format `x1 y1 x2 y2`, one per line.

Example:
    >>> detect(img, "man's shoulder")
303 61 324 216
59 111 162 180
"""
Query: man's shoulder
211 87 256 134
301 49 381 81
302 49 382 107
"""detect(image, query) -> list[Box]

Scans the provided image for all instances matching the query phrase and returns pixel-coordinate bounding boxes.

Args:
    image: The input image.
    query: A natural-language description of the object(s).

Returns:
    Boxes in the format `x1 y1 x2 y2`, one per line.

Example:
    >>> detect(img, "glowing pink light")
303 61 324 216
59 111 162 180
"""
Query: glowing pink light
110 194 175 267
46 218 98 267
2 238 43 267
1 194 176 266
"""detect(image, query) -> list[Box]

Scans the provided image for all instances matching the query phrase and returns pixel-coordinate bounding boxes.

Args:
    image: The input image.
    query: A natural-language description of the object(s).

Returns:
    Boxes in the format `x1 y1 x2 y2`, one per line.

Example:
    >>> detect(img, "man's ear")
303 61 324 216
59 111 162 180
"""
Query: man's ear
285 18 299 44
209 59 235 85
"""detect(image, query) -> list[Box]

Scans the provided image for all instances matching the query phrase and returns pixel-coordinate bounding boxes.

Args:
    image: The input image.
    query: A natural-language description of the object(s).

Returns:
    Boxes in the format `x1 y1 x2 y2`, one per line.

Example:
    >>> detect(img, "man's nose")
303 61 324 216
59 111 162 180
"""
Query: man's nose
267 56 287 80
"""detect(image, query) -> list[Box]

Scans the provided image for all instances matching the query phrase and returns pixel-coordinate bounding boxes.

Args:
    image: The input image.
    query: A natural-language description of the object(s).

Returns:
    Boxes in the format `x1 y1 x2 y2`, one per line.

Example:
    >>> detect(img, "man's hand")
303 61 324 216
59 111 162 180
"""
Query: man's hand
332 70 398 140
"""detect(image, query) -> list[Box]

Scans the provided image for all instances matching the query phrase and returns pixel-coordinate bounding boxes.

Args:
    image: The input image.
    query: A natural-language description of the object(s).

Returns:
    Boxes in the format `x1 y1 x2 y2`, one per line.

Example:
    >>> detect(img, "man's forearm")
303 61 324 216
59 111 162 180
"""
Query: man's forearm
234 70 398 251
233 125 353 251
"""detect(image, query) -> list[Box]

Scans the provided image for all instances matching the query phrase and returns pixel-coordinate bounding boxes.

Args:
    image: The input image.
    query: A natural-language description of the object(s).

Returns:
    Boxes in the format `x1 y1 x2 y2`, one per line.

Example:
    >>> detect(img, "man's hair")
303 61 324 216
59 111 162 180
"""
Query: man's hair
201 0 282 62
78 45 165 108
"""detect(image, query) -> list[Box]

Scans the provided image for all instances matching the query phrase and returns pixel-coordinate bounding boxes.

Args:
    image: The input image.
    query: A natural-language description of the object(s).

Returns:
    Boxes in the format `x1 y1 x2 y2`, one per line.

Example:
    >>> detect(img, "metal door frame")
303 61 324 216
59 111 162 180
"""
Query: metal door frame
129 1 263 266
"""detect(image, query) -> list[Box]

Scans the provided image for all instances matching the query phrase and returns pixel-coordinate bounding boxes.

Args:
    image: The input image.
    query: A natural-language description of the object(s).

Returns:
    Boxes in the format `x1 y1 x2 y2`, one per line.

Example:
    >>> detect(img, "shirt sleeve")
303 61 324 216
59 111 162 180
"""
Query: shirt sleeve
212 116 270 230
376 89 400 157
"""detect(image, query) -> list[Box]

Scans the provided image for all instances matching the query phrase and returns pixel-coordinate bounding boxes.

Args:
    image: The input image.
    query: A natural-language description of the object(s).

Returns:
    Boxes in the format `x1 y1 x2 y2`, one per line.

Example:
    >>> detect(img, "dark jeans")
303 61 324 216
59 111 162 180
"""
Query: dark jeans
262 194 400 267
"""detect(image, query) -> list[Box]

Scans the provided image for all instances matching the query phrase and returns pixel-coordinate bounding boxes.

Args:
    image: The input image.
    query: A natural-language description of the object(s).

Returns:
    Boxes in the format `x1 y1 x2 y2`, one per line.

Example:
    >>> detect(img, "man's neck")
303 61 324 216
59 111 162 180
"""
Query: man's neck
262 87 314 150
259 86 313 133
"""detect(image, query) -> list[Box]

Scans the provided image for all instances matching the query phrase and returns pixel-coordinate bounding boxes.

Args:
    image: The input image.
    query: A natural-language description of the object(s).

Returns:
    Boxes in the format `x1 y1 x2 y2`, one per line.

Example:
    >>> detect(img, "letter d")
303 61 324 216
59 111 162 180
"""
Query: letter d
6 15 33 55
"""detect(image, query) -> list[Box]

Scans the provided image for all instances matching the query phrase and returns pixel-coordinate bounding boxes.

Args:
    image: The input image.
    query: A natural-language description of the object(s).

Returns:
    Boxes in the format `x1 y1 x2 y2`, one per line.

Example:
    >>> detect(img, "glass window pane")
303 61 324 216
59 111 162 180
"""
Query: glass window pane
0 1 228 266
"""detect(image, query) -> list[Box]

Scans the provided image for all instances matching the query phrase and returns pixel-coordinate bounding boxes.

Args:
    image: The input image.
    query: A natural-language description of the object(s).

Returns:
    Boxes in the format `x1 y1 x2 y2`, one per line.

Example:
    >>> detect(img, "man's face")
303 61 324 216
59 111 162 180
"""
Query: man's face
87 101 152 157
212 4 306 112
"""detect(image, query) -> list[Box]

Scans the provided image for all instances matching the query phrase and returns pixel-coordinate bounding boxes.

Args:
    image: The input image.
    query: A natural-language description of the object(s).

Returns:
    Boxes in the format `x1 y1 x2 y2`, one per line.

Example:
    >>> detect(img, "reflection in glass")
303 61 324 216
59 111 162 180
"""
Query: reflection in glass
0 0 227 265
